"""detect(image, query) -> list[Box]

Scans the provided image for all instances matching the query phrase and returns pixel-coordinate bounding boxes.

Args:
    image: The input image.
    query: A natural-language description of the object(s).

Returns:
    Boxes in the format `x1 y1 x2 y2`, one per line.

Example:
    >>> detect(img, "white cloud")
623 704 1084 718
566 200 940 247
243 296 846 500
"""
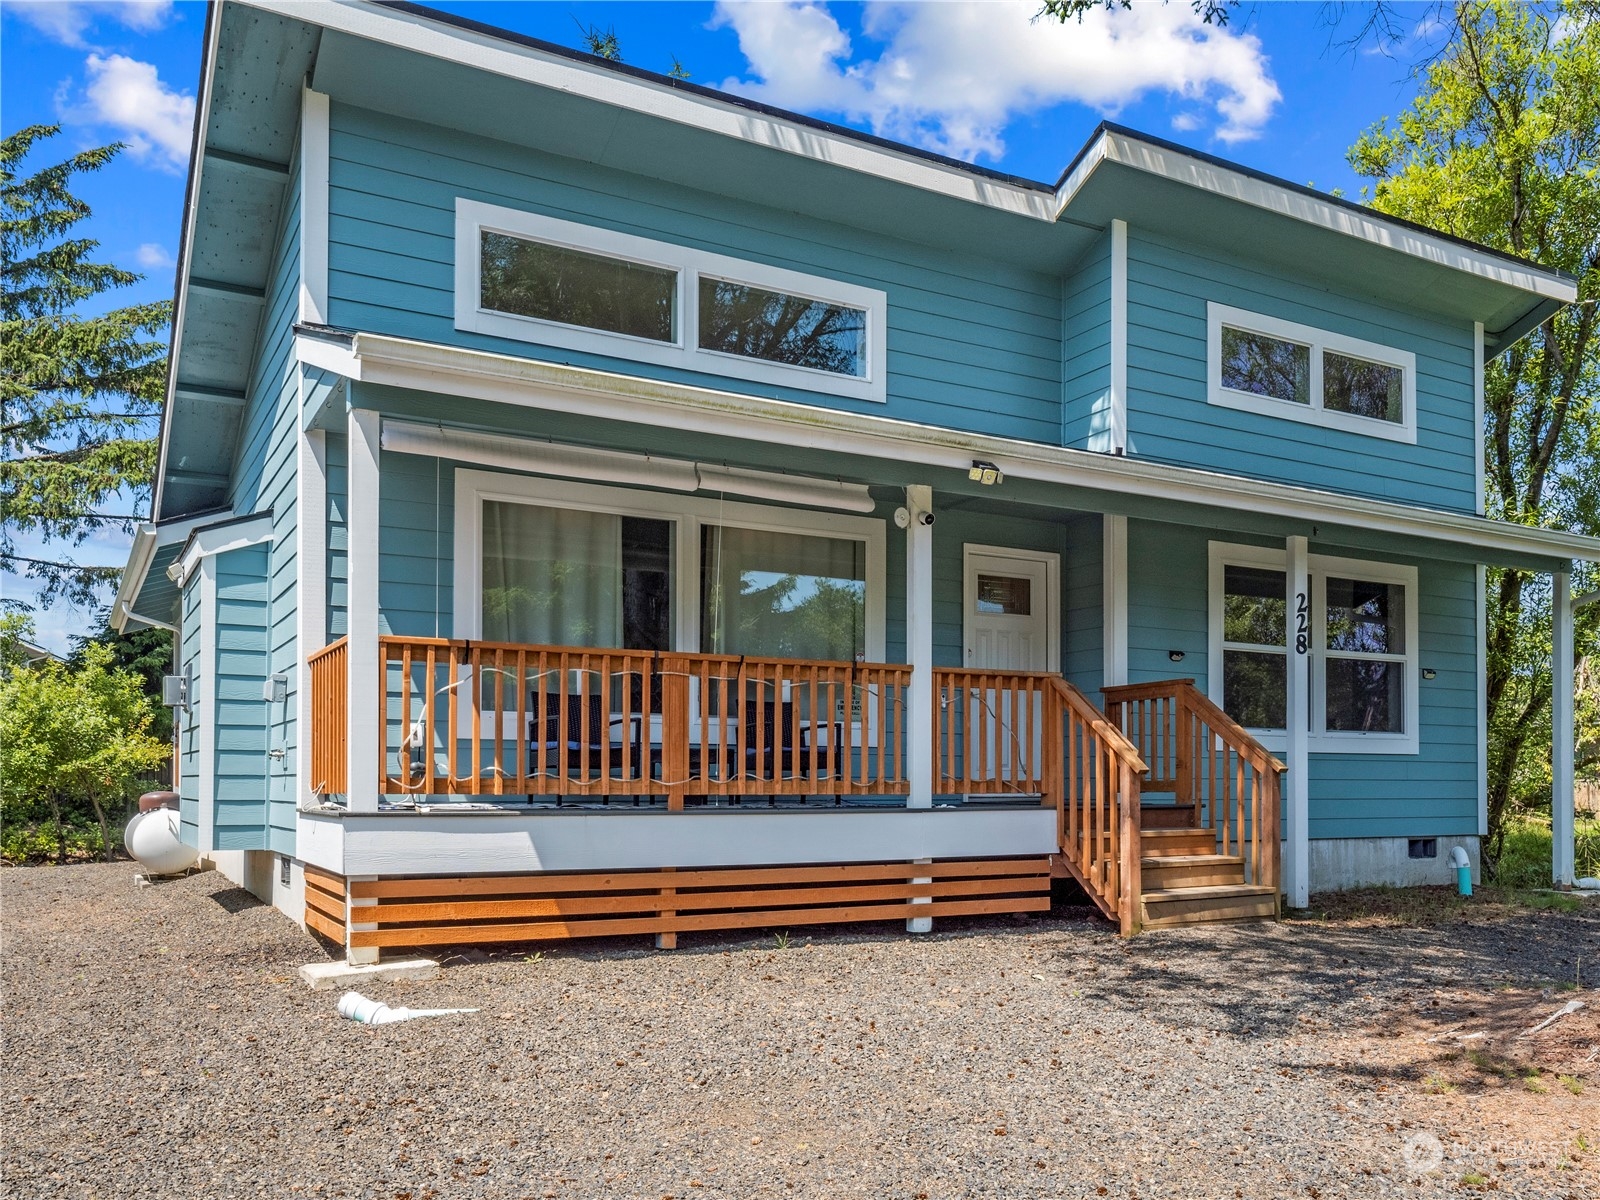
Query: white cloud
711 0 1281 161
1171 111 1203 132
135 242 173 269
79 53 195 171
8 1 173 50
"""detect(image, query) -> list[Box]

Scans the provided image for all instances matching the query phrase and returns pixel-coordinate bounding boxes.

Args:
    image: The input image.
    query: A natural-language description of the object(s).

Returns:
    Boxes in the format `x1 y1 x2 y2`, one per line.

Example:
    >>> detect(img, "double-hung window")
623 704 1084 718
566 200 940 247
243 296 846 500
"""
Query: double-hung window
456 199 886 402
1207 303 1417 443
1209 543 1419 754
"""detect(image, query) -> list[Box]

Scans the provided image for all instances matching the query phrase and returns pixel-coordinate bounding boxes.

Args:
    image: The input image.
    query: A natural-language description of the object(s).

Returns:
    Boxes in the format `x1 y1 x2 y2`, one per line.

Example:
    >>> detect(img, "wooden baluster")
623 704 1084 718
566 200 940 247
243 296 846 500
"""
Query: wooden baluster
662 657 689 810
514 649 527 792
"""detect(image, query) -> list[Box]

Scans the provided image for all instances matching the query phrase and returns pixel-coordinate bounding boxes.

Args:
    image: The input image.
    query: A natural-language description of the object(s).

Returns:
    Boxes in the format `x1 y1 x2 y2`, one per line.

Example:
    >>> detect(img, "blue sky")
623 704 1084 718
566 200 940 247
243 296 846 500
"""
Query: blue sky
0 0 1448 650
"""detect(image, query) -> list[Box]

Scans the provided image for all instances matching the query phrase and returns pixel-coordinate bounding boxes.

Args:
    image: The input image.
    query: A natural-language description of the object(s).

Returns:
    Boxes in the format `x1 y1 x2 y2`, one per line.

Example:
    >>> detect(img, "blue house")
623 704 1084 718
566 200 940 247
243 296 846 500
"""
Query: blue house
115 0 1597 958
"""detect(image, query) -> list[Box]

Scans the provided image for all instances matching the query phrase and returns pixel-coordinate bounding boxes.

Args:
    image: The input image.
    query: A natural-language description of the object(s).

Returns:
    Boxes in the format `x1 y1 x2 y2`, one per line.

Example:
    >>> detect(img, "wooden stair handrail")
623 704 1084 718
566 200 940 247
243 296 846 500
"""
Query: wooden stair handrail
1101 678 1285 774
1046 677 1149 775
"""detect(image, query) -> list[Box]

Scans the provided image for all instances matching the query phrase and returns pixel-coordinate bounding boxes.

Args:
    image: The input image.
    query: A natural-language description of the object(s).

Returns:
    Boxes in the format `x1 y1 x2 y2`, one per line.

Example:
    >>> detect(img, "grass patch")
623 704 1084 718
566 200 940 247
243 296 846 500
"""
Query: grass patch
1459 1171 1488 1187
1492 811 1600 888
1423 1073 1457 1094
1525 1072 1550 1094
1560 1075 1584 1096
1295 883 1584 927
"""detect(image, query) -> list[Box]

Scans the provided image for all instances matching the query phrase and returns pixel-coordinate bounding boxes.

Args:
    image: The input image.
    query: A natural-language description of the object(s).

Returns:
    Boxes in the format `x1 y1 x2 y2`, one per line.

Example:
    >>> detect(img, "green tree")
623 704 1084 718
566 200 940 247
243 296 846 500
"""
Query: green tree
1348 0 1600 869
0 641 170 863
2 125 170 608
68 612 174 741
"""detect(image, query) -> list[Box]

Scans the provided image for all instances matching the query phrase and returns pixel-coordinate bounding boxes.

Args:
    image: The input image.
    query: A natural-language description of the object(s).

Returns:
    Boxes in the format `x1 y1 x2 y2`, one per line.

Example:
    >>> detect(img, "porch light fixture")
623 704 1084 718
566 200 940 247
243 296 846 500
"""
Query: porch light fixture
1168 650 1186 663
968 460 1003 486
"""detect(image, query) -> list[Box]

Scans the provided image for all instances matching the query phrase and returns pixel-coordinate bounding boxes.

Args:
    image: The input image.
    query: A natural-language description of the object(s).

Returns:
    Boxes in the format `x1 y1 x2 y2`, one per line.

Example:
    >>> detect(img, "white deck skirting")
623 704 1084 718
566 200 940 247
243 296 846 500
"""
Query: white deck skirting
296 806 1057 877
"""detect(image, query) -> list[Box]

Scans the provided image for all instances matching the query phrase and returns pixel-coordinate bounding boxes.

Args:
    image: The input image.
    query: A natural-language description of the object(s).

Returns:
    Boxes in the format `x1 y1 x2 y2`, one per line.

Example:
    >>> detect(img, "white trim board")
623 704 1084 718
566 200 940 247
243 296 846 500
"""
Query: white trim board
112 508 245 631
294 329 1600 566
1102 515 1128 687
1206 302 1418 445
298 88 330 326
454 199 887 404
1108 220 1128 455
296 806 1056 877
1207 540 1421 756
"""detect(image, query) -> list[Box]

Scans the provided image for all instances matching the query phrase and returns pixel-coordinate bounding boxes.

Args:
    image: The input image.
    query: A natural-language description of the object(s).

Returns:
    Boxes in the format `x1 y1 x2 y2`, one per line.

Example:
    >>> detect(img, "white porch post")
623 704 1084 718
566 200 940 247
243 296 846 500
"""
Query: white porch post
1285 535 1311 909
346 408 382 820
1552 568 1576 888
904 484 935 933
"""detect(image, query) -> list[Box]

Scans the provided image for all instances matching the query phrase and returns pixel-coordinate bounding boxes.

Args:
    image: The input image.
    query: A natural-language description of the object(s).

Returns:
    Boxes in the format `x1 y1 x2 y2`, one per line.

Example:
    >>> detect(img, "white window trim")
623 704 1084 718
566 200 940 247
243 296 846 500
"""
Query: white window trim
1206 302 1417 445
454 199 887 404
1207 541 1420 755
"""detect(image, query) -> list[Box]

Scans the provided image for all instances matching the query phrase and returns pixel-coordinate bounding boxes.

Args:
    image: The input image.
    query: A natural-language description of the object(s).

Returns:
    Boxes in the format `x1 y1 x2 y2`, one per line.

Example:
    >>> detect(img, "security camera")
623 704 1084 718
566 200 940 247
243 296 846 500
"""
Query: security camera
918 511 935 527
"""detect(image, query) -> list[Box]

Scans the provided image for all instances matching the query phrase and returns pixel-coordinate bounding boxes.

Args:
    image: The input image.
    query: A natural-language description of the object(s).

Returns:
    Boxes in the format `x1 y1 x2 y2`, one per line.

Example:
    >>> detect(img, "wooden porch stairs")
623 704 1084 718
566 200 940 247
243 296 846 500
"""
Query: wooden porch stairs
1137 815 1279 929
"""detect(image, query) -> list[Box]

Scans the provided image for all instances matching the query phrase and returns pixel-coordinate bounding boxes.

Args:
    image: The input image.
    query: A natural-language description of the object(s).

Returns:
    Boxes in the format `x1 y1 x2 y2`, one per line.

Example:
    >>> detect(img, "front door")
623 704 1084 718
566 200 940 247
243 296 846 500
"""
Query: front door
962 547 1058 786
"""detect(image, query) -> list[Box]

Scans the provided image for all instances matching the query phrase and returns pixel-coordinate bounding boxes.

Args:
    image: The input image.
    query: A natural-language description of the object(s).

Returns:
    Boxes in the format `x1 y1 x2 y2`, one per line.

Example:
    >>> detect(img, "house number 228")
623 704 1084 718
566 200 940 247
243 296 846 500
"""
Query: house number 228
1294 592 1310 654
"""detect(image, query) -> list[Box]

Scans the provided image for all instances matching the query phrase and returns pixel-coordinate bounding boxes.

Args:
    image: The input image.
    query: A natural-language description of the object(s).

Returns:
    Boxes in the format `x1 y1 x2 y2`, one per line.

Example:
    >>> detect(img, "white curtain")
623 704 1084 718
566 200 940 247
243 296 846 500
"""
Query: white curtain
482 501 621 646
701 525 865 660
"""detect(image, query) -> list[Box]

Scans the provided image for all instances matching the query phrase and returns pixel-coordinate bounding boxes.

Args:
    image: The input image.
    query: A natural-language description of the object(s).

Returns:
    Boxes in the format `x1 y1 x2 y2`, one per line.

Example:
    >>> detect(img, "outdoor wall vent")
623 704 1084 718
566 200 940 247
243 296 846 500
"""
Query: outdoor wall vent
279 855 291 888
1408 838 1438 859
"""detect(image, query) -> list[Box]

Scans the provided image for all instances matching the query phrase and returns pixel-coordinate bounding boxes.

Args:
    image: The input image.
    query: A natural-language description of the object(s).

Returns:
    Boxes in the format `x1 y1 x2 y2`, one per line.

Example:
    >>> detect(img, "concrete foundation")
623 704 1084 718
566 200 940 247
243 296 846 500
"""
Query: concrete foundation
1307 835 1481 894
207 848 306 926
298 957 440 991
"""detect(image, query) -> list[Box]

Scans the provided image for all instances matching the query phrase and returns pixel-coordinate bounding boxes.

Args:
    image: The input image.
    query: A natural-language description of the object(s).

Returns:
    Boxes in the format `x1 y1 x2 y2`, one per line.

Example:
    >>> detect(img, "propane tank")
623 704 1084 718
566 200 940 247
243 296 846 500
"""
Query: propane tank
125 792 197 875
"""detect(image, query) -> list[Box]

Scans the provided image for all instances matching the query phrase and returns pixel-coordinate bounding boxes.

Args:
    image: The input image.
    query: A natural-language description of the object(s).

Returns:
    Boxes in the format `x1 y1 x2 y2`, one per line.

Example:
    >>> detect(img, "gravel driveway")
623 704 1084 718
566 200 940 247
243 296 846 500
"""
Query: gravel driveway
4 862 1597 1199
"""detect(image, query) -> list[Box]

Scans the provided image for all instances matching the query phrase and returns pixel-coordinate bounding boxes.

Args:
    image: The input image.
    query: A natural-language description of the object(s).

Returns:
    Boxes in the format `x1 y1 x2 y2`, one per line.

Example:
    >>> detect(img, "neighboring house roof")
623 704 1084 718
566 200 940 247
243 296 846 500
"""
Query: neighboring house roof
16 639 66 668
149 0 1581 527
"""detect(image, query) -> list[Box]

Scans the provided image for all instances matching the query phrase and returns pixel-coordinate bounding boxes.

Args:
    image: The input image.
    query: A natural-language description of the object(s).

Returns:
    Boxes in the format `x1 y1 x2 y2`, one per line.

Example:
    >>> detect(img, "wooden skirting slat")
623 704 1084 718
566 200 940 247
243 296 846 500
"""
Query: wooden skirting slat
304 863 347 896
350 893 1051 949
347 857 1046 901
304 905 346 945
312 857 1050 951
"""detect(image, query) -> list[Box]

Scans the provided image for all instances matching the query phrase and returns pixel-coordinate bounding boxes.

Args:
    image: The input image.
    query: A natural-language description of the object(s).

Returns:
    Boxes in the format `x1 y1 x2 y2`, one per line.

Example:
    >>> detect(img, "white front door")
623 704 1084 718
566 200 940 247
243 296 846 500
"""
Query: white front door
962 547 1059 785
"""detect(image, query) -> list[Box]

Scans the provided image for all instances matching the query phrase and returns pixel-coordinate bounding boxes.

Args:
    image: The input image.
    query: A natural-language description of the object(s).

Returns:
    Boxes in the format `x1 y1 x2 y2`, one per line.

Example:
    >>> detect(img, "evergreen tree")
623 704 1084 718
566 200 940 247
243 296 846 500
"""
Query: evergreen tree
2 125 170 608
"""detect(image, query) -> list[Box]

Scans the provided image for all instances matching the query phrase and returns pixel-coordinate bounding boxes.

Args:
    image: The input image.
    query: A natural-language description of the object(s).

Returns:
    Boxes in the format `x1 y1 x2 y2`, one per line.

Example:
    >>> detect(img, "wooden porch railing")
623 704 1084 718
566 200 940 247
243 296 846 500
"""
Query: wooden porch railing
1101 678 1284 901
307 637 348 795
357 636 912 806
933 669 1148 933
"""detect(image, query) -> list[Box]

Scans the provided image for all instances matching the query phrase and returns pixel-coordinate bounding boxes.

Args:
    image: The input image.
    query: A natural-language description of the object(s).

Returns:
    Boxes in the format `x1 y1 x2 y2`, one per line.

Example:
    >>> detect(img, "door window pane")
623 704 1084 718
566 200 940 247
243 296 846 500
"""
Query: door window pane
698 277 866 377
1324 351 1403 423
1223 649 1287 730
1223 565 1287 647
977 574 1032 616
480 231 677 342
1326 577 1405 654
1325 659 1404 732
701 525 866 660
1220 326 1310 405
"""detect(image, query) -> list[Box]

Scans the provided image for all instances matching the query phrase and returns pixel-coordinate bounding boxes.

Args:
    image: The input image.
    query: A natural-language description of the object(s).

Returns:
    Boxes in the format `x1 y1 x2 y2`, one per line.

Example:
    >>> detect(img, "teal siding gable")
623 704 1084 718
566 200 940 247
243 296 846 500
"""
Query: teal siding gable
324 103 1063 444
1124 229 1477 511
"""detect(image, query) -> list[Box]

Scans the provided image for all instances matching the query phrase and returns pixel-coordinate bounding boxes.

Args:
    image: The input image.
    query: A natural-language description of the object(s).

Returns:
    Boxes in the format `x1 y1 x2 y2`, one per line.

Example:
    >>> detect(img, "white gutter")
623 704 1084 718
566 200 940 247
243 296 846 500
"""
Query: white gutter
297 330 1600 566
109 509 248 632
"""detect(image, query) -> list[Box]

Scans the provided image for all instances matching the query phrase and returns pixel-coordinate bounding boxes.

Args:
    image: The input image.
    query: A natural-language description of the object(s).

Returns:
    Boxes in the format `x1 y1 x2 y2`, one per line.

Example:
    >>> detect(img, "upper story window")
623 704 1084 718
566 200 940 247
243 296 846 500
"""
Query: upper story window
1207 303 1416 444
456 199 886 403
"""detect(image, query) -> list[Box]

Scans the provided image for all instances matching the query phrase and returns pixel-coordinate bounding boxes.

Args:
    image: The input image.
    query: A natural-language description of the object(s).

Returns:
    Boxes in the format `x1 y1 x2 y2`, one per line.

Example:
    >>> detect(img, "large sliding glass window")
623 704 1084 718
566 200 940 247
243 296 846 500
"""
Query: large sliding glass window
481 501 671 650
700 525 867 661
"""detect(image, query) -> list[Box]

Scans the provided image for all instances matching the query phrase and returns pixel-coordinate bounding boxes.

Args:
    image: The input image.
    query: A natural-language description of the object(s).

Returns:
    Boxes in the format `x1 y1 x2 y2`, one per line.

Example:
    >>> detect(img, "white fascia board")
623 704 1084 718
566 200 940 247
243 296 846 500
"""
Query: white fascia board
239 0 1055 221
296 329 1600 566
1056 130 1577 305
171 513 275 586
111 525 159 633
152 10 225 522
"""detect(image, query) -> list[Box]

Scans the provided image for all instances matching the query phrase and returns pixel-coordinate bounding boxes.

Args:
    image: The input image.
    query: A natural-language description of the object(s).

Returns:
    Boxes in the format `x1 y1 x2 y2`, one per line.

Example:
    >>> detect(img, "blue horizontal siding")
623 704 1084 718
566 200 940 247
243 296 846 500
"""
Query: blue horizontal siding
325 103 1062 444
1124 229 1477 511
1062 231 1112 451
1125 518 1480 841
212 543 272 848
